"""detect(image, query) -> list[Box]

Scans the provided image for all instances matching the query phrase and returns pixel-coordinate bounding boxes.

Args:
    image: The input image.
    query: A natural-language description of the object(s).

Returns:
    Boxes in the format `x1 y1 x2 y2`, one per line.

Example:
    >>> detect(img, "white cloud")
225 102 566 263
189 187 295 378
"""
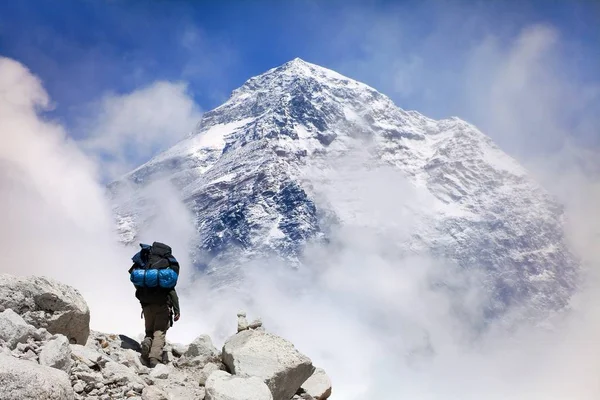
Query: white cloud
81 80 202 180
0 57 198 341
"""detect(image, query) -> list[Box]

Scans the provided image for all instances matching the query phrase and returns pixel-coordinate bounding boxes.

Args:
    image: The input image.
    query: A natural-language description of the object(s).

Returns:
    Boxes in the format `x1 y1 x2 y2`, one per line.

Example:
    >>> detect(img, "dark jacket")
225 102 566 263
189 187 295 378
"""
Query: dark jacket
135 286 180 314
131 263 181 315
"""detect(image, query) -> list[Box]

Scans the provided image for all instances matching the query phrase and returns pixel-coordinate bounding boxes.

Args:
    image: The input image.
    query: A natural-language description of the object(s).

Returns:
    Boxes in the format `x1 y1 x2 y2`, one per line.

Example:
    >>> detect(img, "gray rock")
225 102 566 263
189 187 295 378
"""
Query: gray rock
149 363 170 379
73 381 85 393
141 386 169 400
0 309 36 349
180 334 220 367
185 334 219 359
0 354 74 399
121 348 148 373
237 312 249 332
70 344 110 368
39 335 73 373
300 368 332 400
170 342 188 357
102 361 146 386
33 327 52 341
21 349 38 361
199 362 223 386
205 370 273 400
0 274 90 344
223 330 314 400
74 370 103 384
248 318 263 330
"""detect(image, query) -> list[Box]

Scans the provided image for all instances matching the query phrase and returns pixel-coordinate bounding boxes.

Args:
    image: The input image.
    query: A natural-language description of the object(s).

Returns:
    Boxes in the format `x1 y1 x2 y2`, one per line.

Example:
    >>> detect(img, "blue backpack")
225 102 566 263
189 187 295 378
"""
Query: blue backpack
130 242 179 289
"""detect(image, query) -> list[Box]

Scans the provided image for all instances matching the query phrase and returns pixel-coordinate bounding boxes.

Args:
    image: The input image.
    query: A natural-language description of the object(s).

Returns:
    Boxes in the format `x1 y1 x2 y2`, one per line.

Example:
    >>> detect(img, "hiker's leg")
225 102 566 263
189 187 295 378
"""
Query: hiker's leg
149 304 170 362
141 304 157 359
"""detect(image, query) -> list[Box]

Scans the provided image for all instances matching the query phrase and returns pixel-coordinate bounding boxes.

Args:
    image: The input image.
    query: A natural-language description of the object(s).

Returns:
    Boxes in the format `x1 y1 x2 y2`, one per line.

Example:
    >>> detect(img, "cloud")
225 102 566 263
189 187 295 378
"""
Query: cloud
0 56 199 341
80 80 203 180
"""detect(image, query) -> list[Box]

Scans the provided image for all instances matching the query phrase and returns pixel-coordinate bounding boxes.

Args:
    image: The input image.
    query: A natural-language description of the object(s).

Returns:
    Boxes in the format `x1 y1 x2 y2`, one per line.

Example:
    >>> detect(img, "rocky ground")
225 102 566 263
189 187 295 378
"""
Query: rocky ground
0 274 332 400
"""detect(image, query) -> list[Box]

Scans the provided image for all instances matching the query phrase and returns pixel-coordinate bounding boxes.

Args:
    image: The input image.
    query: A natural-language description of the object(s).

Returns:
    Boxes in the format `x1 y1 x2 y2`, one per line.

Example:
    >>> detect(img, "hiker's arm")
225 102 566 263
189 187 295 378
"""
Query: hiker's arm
169 290 180 319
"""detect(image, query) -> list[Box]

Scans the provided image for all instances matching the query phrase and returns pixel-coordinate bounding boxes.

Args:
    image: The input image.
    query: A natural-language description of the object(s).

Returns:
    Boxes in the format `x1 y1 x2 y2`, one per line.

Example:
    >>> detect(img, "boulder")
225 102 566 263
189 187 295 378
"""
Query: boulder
0 309 36 349
0 354 74 399
179 334 220 367
0 274 90 344
300 368 332 400
39 335 73 373
205 370 273 400
185 334 220 359
199 362 223 386
222 330 315 400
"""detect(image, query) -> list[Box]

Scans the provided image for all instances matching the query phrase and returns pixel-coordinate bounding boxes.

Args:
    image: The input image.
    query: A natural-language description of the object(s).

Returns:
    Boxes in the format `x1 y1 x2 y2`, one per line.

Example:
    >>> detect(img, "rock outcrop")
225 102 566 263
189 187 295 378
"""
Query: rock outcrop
206 370 273 400
0 274 331 400
0 354 75 400
223 329 315 400
0 274 90 344
300 368 332 400
0 309 37 349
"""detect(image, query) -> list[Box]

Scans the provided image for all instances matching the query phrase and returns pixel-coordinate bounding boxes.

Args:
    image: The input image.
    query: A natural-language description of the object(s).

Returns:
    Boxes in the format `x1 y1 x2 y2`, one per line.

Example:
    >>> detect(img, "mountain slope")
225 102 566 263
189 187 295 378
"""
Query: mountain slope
109 58 578 316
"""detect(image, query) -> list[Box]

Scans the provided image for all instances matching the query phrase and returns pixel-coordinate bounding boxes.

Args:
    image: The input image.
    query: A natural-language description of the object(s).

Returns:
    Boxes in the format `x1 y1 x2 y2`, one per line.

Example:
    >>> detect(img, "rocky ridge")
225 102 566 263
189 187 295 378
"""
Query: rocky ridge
0 274 332 400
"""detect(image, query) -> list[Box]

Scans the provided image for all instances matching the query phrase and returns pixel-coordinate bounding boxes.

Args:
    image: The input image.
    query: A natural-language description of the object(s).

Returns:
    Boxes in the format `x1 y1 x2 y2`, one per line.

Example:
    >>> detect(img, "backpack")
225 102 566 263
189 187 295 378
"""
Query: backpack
129 242 180 289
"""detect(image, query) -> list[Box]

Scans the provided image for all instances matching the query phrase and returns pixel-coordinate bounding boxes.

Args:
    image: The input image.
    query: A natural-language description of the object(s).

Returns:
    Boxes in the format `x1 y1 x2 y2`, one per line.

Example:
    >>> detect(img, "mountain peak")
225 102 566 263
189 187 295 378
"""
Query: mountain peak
230 58 372 101
112 59 578 319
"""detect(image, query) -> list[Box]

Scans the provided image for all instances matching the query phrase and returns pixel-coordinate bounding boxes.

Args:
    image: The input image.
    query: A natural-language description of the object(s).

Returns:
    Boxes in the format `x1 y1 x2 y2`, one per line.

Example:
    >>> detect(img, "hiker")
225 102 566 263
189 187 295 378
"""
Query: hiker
129 242 181 367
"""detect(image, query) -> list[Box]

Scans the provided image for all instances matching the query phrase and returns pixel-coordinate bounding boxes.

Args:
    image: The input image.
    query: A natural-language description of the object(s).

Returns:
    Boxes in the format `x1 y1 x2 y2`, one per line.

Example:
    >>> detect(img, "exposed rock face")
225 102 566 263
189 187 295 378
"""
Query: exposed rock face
0 309 36 349
199 362 224 386
205 370 273 400
0 354 75 400
300 368 332 400
223 329 315 400
0 274 90 344
39 334 72 373
0 274 330 400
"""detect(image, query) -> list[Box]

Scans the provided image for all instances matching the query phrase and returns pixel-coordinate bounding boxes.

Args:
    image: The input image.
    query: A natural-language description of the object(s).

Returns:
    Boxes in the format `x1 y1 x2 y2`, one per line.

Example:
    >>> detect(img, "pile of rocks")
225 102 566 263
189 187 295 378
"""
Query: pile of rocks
0 274 332 400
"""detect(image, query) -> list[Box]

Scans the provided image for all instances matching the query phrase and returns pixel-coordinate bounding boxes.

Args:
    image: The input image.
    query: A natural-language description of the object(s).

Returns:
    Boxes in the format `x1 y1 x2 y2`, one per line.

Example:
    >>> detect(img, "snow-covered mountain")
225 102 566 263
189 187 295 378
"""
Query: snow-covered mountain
109 58 578 317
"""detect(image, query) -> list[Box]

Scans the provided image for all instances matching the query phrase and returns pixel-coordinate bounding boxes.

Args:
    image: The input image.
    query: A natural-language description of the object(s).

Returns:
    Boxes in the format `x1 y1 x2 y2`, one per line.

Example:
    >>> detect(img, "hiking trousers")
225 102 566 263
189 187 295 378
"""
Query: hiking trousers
142 303 170 361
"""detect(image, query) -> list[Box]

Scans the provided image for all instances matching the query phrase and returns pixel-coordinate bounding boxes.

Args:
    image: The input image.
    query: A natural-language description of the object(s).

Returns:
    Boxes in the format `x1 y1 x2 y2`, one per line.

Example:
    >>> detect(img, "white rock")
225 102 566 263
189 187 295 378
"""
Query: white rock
170 342 188 357
39 334 73 373
237 315 249 332
0 309 36 349
33 327 52 341
248 318 263 329
141 385 169 400
102 361 146 386
149 363 170 379
300 368 332 400
223 330 314 400
73 381 85 393
21 349 38 361
205 370 273 400
199 362 222 386
121 348 148 373
0 354 74 399
75 370 103 384
0 274 90 344
183 334 219 364
70 344 110 368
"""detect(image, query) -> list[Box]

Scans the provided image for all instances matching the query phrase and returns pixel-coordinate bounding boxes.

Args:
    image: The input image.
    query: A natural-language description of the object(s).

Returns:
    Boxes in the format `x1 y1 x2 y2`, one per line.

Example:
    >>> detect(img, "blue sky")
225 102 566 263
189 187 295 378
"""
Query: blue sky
1 0 599 170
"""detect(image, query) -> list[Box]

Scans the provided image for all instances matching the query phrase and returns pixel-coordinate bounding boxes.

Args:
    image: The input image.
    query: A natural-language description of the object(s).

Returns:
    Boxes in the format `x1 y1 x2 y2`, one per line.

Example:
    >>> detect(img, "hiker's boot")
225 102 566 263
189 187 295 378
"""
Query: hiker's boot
141 338 152 362
148 357 160 368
